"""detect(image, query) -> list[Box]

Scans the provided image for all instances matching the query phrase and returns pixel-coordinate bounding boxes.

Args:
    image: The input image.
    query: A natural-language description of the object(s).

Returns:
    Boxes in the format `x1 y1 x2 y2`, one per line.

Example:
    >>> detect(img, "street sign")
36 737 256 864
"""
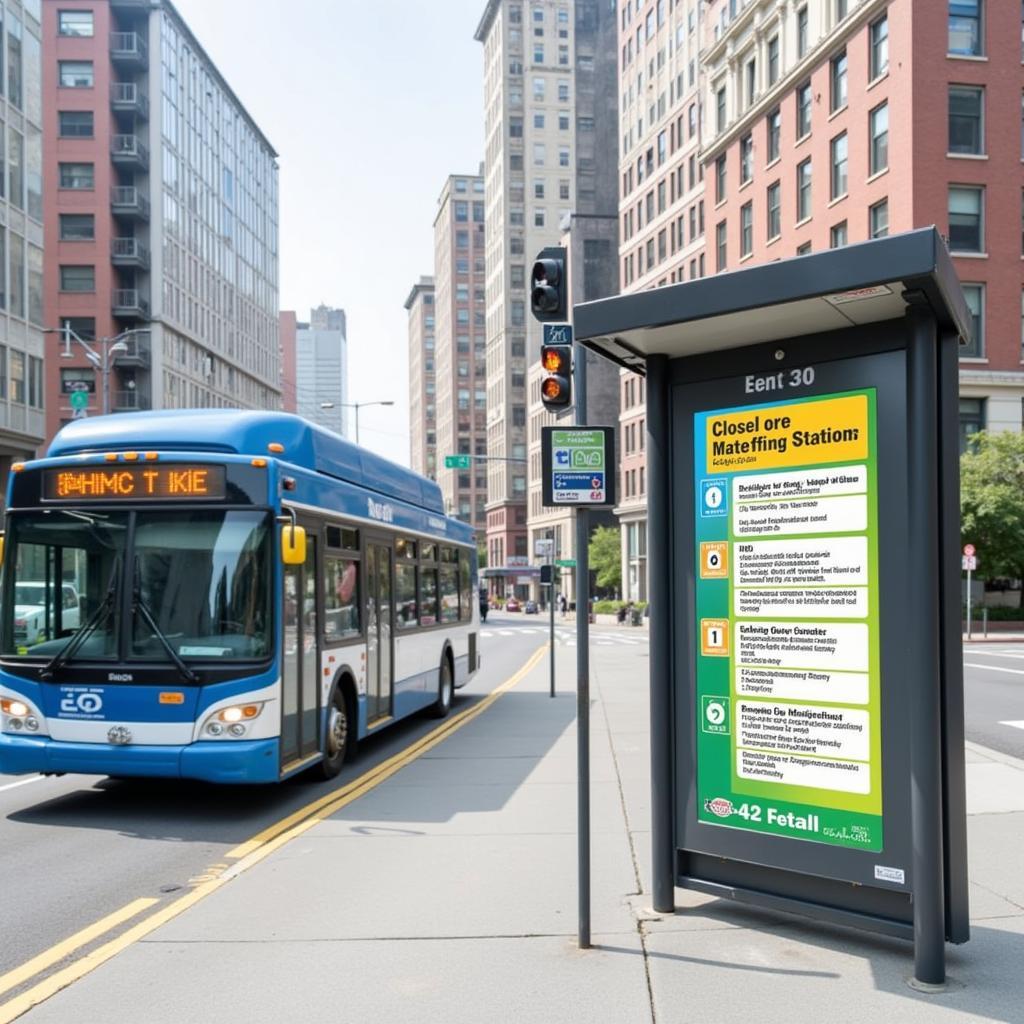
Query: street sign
69 390 89 412
541 426 615 507
556 558 576 568
962 555 977 571
962 544 975 558
444 454 471 469
542 323 573 346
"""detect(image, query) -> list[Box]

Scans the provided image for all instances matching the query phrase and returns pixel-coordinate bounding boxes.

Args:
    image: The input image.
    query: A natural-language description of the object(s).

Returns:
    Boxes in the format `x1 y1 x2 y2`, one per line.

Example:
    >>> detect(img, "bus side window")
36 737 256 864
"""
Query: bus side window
459 550 472 622
324 556 360 639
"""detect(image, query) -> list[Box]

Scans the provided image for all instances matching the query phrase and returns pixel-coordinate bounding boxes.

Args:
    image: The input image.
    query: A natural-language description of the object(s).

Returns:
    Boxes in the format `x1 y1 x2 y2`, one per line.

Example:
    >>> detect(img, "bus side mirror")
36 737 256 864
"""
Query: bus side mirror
281 524 306 565
0 535 5 565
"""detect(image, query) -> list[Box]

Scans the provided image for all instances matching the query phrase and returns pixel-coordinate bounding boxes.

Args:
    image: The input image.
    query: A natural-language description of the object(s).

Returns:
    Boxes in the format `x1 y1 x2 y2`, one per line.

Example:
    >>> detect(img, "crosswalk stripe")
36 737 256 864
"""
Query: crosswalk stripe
1000 720 1024 730
964 662 1024 676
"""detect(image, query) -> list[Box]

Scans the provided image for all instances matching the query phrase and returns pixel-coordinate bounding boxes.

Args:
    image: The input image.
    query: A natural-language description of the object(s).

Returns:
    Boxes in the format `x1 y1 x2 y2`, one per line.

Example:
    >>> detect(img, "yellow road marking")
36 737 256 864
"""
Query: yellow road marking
0 898 157 1000
0 645 547 1024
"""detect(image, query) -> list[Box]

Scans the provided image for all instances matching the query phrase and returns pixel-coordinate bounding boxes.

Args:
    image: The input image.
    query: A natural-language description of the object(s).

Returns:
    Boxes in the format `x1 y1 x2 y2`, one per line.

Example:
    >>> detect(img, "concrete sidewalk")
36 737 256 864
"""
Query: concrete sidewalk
15 644 1024 1023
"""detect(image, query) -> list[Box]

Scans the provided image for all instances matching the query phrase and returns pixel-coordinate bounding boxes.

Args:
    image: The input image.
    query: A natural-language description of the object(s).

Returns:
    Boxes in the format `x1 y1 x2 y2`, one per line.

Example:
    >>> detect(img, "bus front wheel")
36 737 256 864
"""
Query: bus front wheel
318 689 350 779
429 657 453 719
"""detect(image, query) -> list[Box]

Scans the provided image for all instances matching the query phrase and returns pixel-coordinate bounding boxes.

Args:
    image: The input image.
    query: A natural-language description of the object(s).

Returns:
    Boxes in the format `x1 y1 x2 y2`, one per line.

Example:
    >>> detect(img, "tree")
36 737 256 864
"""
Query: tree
589 525 622 594
960 430 1024 603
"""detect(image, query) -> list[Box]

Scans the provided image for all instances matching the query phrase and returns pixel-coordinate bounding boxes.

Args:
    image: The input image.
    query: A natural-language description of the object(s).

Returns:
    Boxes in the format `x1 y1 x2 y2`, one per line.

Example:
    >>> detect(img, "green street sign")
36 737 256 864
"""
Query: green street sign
69 390 89 411
444 454 472 469
556 558 576 568
541 426 616 508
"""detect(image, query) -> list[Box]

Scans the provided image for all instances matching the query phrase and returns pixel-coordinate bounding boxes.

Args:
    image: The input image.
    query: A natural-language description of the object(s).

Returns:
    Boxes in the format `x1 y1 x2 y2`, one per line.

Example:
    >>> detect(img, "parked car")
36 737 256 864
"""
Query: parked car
13 582 80 646
524 600 539 614
505 597 521 612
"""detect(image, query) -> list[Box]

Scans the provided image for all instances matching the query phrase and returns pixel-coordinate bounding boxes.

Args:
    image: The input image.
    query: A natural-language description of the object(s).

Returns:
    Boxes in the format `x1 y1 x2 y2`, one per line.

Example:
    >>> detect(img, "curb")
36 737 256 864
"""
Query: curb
965 739 1024 772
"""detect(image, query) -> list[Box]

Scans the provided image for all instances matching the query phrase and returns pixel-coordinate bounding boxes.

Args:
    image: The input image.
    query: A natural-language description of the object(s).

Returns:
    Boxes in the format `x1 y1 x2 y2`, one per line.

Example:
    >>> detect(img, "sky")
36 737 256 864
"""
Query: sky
173 0 487 466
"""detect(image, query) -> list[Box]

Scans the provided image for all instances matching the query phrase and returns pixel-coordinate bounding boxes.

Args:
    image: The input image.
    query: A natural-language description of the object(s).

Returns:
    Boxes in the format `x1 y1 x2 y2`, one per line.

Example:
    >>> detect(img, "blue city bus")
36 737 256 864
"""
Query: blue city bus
0 411 480 783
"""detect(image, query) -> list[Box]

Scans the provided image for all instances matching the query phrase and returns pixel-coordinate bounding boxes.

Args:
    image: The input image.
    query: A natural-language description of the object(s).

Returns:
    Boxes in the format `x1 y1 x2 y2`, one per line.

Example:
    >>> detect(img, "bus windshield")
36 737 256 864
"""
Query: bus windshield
3 508 272 665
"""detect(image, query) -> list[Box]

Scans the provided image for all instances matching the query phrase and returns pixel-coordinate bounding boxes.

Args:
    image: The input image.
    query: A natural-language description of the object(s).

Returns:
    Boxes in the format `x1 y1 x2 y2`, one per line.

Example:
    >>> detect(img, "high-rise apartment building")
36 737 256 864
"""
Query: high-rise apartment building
433 172 487 527
279 310 297 413
405 276 436 479
525 0 622 605
701 0 1024 446
615 0 707 601
295 305 347 436
477 0 619 599
43 0 280 442
0 0 46 499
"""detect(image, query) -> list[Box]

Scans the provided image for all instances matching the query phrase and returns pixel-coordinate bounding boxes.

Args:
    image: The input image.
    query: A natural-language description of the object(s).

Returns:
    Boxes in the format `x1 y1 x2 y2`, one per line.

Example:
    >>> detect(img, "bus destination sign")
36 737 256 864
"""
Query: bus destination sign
43 465 227 501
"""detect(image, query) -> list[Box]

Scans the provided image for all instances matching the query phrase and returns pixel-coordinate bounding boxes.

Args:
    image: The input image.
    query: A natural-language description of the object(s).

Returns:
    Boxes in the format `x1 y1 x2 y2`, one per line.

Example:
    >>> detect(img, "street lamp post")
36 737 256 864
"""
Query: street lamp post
318 400 394 445
45 325 144 415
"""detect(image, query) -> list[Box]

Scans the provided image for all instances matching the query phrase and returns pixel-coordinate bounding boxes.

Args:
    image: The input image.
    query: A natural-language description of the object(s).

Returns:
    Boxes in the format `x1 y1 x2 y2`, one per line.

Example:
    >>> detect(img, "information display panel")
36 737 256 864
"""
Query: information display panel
694 390 882 851
43 465 227 501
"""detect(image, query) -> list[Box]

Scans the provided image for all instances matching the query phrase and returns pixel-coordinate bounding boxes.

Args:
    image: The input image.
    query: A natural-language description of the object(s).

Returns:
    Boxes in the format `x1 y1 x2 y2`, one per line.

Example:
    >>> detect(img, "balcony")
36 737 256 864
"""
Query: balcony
109 32 148 69
112 389 151 412
111 330 151 368
111 82 148 119
111 237 150 269
111 134 149 170
110 186 150 221
111 289 149 319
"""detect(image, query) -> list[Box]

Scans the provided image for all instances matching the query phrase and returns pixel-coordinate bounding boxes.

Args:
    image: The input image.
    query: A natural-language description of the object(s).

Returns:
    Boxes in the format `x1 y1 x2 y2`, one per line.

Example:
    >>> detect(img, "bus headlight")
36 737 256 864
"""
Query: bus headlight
202 702 264 739
1 699 30 718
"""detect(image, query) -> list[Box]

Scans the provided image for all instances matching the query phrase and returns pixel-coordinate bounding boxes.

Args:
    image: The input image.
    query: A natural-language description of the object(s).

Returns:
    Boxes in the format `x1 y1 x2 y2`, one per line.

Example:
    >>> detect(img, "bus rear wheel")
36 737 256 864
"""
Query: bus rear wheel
317 690 349 780
429 657 453 719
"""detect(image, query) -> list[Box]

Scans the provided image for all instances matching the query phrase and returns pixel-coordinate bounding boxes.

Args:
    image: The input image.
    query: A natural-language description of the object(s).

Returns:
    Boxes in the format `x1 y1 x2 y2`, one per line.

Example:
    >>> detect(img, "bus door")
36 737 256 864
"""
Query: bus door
281 530 320 768
366 542 393 724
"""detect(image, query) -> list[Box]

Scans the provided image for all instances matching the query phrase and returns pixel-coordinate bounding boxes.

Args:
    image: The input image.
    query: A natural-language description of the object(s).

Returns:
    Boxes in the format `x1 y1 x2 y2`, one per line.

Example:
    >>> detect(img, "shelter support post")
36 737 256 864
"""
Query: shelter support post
647 353 674 914
905 300 946 987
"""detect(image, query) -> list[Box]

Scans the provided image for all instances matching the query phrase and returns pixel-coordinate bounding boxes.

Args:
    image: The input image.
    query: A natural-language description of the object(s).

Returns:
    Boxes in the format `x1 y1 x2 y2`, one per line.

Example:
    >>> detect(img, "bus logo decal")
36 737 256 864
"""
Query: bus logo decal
59 688 105 717
367 498 395 524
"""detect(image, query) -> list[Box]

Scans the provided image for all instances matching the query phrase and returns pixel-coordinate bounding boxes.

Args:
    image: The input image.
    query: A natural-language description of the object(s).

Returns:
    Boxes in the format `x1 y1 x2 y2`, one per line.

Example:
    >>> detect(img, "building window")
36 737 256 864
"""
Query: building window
558 146 569 167
58 10 94 36
797 158 812 221
830 221 848 248
797 6 809 58
830 51 847 112
58 61 93 88
716 86 726 132
58 162 93 189
836 0 848 20
830 133 847 200
959 398 984 451
534 208 545 227
869 103 889 174
961 284 984 357
767 108 781 163
797 241 812 255
533 143 545 165
59 214 95 241
767 36 779 85
739 135 753 185
949 86 983 155
870 198 889 238
58 110 93 138
870 16 889 79
740 202 753 258
948 0 982 56
745 59 756 107
948 185 983 251
767 181 781 240
59 265 95 293
716 221 727 272
797 81 811 138
534 112 545 129
715 155 726 204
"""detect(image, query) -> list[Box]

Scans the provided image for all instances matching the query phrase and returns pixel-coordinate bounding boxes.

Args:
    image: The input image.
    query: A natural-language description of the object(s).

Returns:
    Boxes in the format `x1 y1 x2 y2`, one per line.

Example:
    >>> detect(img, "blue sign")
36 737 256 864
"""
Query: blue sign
700 478 728 518
553 471 603 491
543 323 573 345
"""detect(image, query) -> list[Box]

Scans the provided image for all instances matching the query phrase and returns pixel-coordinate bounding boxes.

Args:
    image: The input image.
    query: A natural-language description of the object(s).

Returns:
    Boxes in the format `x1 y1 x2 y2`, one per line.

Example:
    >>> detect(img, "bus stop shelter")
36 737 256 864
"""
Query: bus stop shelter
573 228 971 988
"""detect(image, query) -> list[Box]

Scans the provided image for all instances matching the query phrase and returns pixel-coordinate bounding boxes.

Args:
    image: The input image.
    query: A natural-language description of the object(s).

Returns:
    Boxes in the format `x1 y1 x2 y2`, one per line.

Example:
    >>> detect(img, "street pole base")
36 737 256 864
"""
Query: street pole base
906 976 948 995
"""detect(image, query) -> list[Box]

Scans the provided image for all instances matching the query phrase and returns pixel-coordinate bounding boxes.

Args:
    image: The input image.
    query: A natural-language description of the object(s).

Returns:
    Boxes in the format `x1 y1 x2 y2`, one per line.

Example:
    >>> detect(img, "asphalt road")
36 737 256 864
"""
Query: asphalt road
0 619 544 981
962 641 1024 760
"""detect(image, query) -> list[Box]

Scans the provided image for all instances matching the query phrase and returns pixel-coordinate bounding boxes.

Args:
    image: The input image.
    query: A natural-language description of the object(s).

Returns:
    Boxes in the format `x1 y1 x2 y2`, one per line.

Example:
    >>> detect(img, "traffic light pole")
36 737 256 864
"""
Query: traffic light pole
574 340 591 950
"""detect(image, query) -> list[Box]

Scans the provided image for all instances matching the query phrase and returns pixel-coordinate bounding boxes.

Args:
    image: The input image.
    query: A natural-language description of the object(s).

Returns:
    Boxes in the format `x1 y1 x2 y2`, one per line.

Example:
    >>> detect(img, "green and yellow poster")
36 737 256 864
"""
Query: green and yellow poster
694 389 882 851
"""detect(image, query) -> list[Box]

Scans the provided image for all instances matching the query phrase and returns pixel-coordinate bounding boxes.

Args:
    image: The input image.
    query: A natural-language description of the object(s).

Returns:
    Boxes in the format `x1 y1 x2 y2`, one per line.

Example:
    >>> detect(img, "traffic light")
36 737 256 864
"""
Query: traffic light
530 247 567 322
540 342 572 412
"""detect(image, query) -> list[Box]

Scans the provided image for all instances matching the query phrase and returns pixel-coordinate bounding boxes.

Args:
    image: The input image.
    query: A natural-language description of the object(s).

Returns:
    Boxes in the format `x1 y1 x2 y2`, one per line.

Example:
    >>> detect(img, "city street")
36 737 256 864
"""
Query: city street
963 642 1024 761
0 623 544 990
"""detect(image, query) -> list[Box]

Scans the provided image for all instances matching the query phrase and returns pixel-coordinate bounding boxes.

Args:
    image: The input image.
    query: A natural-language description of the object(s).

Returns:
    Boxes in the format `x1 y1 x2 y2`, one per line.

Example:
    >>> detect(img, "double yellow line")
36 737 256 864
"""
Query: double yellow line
0 644 547 1023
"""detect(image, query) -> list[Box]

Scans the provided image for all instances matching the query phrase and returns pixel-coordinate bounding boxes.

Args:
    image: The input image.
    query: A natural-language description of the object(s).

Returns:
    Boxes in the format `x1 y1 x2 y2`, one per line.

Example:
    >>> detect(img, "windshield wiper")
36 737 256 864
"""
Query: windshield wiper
40 558 121 680
131 558 199 685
